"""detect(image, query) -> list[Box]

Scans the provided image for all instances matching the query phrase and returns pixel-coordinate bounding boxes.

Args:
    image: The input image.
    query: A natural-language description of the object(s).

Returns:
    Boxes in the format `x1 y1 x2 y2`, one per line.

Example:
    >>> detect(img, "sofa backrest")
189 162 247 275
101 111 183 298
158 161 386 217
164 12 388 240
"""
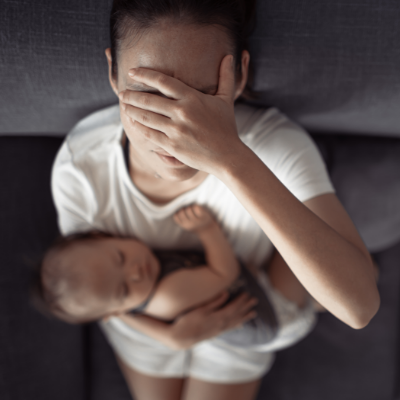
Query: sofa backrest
1 0 399 137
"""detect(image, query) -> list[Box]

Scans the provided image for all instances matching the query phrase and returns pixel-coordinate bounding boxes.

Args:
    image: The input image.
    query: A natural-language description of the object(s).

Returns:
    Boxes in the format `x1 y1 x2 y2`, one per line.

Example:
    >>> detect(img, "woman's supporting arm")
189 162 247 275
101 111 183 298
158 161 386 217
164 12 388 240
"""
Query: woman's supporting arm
218 144 380 329
114 291 257 350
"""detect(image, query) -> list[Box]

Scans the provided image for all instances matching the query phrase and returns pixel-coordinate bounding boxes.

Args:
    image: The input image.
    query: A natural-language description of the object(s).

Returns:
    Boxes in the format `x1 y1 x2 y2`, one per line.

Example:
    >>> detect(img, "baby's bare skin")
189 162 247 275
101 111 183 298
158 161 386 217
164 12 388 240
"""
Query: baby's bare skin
143 204 241 320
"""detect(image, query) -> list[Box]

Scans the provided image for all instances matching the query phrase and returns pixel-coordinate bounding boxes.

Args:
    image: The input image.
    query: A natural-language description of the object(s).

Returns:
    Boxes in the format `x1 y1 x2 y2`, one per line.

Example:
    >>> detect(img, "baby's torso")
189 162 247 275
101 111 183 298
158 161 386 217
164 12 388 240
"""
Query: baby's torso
130 250 278 340
130 250 208 321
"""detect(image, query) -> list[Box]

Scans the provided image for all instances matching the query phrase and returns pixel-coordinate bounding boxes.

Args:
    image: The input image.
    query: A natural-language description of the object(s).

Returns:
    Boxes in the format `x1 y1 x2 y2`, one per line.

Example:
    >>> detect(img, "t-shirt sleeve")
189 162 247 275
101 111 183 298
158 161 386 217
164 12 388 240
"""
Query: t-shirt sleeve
51 139 97 235
248 111 335 202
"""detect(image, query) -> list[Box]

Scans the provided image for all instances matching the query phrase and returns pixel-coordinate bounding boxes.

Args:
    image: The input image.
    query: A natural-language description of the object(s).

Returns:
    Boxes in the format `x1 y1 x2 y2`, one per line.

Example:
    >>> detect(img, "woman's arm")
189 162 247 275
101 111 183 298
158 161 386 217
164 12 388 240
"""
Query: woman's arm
218 147 379 328
118 55 380 329
114 291 257 350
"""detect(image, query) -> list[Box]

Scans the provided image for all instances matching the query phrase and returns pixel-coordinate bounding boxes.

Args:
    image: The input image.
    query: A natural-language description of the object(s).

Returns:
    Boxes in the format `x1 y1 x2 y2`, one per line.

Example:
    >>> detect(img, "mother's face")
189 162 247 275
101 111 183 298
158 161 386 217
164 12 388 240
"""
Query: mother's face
106 21 249 181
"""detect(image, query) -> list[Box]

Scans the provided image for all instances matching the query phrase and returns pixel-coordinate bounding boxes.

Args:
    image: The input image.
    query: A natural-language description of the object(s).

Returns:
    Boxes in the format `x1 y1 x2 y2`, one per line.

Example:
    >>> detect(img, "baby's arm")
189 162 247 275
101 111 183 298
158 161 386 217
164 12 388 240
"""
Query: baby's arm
173 205 239 283
144 205 241 320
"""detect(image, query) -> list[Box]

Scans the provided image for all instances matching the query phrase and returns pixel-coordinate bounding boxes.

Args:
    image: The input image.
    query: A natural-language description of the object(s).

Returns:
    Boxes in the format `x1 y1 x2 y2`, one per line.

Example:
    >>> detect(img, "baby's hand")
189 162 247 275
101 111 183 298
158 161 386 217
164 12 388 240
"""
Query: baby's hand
173 205 215 233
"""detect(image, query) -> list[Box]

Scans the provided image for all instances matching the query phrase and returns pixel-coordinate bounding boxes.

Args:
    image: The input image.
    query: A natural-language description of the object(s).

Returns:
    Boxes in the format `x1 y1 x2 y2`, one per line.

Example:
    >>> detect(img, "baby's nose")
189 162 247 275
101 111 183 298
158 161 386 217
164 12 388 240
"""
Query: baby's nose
126 264 142 282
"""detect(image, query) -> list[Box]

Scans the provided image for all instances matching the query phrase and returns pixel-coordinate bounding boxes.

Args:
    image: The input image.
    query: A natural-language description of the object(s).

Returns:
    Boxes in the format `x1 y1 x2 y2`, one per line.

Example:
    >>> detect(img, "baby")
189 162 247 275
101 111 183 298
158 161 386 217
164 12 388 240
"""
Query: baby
34 204 278 348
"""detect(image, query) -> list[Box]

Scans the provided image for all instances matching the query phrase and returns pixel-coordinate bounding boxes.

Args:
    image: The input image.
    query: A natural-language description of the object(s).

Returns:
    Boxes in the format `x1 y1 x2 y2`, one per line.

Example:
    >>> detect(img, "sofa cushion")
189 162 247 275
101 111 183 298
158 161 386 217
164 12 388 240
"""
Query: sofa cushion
313 134 400 252
247 0 400 137
0 136 87 400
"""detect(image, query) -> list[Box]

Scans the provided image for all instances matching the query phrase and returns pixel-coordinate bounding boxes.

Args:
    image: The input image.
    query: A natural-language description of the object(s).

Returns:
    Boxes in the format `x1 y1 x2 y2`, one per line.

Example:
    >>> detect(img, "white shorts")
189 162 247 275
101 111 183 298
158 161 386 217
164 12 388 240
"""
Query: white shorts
100 272 317 384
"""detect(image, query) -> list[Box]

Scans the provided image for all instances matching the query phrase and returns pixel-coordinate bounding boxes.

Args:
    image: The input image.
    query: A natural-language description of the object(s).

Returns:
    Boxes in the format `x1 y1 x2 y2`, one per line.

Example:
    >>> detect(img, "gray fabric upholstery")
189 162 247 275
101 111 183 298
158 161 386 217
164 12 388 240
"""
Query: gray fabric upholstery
0 136 87 400
0 0 115 136
0 0 399 137
329 136 400 251
313 135 400 252
248 0 400 137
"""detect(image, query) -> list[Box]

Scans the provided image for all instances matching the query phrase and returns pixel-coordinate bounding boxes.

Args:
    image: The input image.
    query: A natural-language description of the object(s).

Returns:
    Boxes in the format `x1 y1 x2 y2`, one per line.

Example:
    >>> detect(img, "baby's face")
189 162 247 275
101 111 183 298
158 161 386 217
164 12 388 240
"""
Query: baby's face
57 237 160 320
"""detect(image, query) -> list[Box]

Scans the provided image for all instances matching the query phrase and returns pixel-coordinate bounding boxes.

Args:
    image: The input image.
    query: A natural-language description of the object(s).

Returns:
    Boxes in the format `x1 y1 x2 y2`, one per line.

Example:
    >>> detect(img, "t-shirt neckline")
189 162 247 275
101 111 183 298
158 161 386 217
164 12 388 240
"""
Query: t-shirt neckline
117 125 213 214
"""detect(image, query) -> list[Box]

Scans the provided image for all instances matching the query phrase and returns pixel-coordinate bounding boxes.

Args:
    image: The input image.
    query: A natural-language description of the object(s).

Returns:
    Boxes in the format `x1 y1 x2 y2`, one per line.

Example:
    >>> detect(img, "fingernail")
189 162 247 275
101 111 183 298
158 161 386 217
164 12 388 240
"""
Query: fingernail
128 68 137 77
120 102 126 111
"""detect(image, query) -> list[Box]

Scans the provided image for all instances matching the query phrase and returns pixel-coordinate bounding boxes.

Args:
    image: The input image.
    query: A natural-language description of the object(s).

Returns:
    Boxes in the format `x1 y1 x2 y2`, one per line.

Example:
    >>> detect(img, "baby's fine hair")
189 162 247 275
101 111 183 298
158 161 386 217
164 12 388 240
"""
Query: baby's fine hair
30 231 113 324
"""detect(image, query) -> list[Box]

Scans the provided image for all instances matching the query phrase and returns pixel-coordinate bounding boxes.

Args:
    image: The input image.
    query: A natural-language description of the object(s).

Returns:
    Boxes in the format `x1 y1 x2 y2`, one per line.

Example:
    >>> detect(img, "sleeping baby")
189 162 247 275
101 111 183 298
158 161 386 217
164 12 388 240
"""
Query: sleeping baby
33 204 278 348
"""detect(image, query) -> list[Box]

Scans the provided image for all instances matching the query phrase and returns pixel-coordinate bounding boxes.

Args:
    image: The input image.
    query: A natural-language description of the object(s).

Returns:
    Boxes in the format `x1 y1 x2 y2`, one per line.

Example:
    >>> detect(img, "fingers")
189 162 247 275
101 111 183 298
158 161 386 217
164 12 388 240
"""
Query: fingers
120 100 174 134
173 204 213 231
173 211 183 226
232 309 258 329
216 54 236 103
173 207 188 228
225 292 258 313
215 292 258 321
127 67 190 100
119 90 175 119
192 204 208 218
129 119 171 149
183 205 196 220
219 293 258 331
201 291 230 312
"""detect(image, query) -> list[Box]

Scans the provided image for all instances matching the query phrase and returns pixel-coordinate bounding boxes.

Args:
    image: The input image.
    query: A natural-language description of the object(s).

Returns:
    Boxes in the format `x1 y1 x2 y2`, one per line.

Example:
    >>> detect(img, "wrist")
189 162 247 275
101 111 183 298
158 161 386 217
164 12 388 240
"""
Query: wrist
169 326 195 350
195 220 219 236
214 141 256 182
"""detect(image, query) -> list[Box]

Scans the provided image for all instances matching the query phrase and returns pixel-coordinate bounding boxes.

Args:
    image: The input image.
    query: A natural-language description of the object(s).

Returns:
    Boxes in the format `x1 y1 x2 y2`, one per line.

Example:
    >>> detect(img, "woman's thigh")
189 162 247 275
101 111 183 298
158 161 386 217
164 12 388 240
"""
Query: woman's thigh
182 377 262 400
116 354 185 400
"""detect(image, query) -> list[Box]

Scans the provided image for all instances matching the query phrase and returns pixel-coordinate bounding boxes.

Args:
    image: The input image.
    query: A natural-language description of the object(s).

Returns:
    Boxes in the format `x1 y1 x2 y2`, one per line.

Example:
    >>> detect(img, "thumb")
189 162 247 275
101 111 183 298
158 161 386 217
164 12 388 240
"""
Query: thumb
216 54 236 103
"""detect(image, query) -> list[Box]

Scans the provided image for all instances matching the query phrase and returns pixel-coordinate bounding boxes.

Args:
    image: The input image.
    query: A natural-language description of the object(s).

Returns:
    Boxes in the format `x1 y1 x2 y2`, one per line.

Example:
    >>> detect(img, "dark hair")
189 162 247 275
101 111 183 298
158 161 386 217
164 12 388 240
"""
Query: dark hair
30 231 113 324
109 0 260 101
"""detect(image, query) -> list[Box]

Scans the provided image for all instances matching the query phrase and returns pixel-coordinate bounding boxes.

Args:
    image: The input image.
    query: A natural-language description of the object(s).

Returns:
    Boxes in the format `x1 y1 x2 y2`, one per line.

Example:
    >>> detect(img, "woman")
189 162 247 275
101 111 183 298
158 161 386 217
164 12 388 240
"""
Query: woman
51 0 380 399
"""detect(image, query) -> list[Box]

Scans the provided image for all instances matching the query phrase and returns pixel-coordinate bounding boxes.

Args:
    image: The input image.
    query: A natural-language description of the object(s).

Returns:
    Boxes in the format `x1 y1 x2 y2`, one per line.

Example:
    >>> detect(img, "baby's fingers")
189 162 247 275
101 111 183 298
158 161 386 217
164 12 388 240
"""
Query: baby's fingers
173 211 182 225
183 205 197 220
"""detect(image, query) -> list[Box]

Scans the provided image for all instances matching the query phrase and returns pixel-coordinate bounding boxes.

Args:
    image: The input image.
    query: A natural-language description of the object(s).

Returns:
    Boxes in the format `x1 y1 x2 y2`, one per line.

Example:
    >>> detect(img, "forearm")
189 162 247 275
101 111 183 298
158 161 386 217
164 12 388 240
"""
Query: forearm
217 144 379 328
116 314 180 349
115 291 257 351
197 222 239 283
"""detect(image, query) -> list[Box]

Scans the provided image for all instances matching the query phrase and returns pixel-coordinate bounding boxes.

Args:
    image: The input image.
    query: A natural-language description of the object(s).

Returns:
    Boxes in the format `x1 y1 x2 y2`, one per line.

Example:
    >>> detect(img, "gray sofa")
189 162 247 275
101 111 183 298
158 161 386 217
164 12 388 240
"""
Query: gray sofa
1 1 399 399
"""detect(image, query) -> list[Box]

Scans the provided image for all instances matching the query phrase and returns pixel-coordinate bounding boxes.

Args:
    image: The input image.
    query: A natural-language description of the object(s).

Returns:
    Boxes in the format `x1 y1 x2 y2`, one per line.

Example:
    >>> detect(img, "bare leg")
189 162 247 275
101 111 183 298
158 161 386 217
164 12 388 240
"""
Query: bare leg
116 354 185 400
182 377 261 400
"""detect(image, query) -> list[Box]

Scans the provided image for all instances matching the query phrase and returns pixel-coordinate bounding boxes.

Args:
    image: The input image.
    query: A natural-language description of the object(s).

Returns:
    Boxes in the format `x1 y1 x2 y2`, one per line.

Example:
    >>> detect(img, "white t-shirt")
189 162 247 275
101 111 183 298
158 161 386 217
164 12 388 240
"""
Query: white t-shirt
52 103 334 268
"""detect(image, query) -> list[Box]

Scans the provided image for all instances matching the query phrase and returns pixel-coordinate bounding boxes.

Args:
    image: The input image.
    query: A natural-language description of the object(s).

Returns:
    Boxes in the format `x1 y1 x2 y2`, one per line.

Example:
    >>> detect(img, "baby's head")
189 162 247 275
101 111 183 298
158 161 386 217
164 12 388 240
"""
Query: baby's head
32 231 160 324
